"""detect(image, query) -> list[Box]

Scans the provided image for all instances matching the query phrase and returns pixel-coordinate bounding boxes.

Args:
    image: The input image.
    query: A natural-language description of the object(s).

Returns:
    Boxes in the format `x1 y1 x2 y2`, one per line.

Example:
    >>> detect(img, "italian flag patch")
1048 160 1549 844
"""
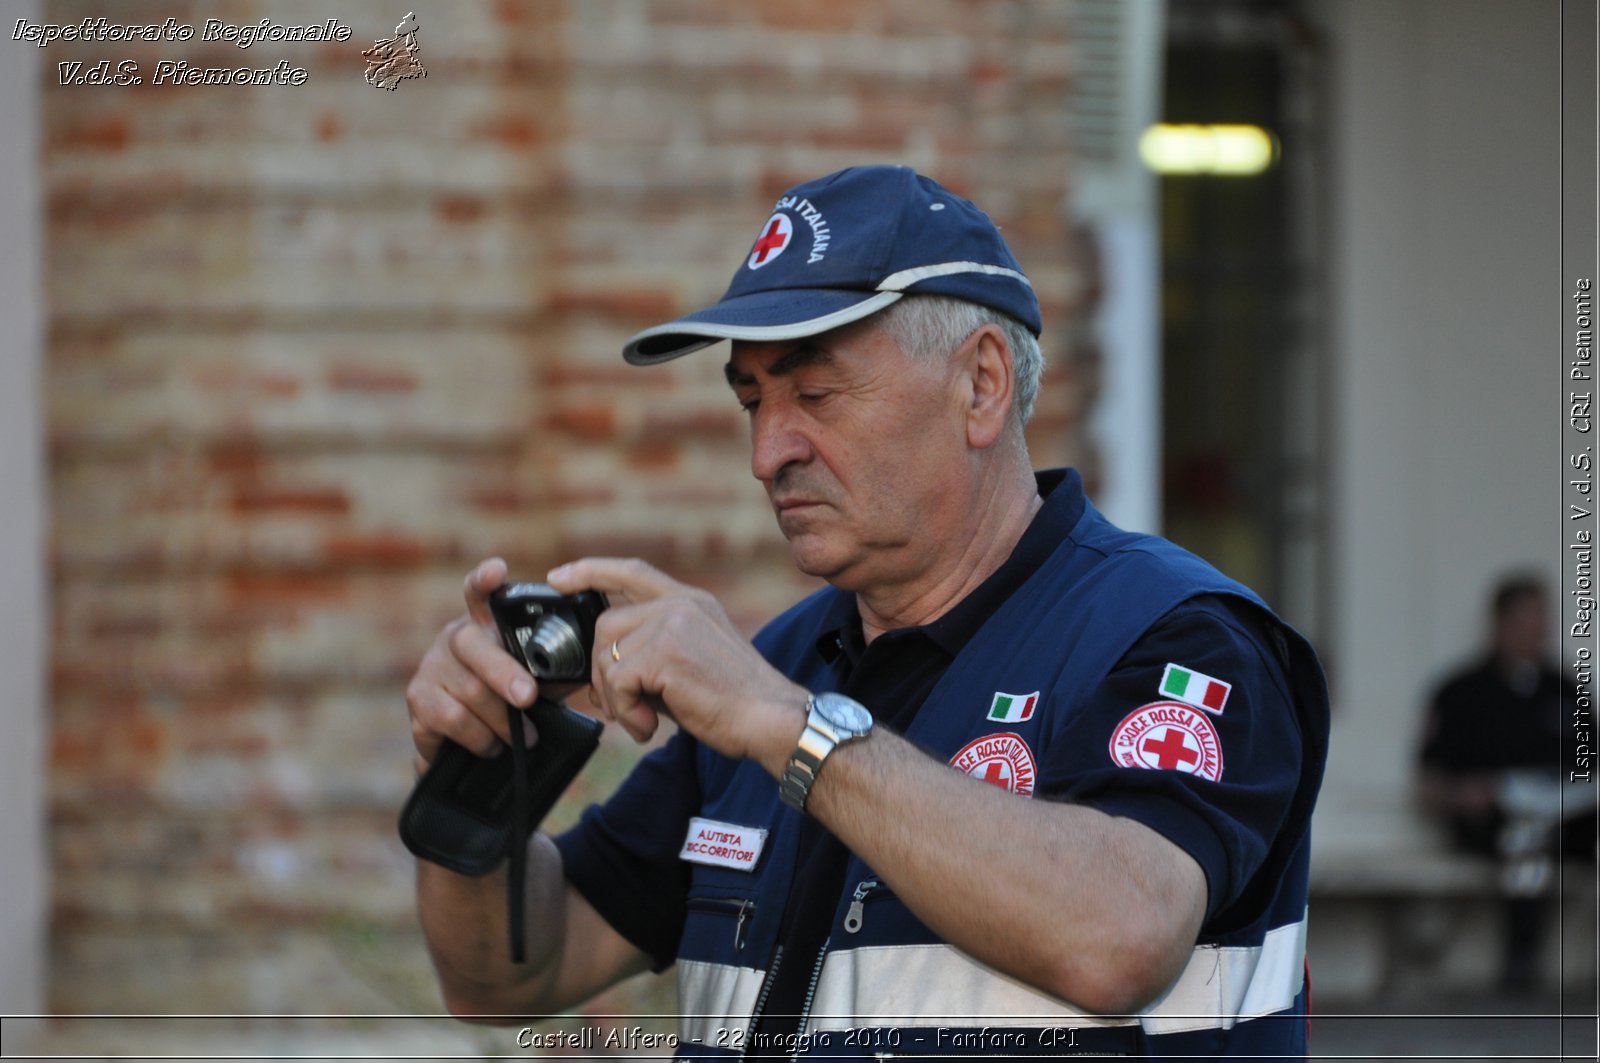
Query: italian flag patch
987 691 1039 723
1160 664 1231 714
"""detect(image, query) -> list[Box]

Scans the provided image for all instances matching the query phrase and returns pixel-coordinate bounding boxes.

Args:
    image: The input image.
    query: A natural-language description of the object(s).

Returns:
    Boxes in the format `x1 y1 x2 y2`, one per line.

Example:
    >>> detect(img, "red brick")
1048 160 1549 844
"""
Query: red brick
625 445 682 472
758 167 821 201
640 409 743 440
51 117 130 154
811 124 911 151
549 485 621 508
170 694 259 717
181 729 272 758
701 530 730 560
325 365 420 393
644 484 741 505
86 615 164 640
755 0 862 31
314 113 341 143
970 57 1008 84
229 488 350 516
474 115 545 149
555 532 678 563
460 486 528 512
322 534 433 568
192 364 240 392
253 371 302 397
540 365 654 388
495 0 541 24
435 195 488 224
50 730 99 773
222 572 352 605
547 288 679 321
544 406 617 440
462 484 618 510
206 441 266 478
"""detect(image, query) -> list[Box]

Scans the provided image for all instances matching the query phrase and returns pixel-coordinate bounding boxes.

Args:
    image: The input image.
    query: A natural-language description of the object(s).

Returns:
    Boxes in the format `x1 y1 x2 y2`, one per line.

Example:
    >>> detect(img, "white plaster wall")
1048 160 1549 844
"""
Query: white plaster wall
0 0 49 1020
1079 0 1165 536
1315 0 1563 808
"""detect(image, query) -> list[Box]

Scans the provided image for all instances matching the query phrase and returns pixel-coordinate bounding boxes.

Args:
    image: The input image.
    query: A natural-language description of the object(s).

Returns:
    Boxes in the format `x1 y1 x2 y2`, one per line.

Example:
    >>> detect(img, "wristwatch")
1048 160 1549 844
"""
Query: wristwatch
779 692 874 811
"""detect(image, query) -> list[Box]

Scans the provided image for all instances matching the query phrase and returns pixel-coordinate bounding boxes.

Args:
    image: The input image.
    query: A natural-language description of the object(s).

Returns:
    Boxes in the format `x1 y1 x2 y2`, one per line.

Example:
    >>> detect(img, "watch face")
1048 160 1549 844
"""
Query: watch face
814 693 873 735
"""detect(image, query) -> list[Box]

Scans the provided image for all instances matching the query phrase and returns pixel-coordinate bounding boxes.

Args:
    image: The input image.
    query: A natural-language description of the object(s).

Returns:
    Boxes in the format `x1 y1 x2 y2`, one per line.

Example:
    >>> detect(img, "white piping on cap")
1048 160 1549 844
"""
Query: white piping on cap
876 261 1034 292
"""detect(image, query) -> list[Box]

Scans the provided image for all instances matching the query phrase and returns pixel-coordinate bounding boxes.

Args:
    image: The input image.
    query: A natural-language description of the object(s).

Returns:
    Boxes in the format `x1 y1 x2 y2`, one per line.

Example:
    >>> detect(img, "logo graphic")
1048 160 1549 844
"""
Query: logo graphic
1109 702 1224 782
747 213 793 270
949 733 1036 796
986 690 1039 724
1159 663 1231 714
363 12 425 90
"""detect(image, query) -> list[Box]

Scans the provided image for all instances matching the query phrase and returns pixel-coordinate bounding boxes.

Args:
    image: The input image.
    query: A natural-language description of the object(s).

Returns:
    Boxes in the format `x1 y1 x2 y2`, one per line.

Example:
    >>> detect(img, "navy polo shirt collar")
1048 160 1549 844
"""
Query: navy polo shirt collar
814 467 1086 664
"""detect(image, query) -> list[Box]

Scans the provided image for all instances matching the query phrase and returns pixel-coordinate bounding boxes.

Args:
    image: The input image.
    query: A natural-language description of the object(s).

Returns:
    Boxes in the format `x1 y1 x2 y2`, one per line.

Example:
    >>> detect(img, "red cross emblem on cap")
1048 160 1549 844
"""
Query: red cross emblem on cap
747 213 793 270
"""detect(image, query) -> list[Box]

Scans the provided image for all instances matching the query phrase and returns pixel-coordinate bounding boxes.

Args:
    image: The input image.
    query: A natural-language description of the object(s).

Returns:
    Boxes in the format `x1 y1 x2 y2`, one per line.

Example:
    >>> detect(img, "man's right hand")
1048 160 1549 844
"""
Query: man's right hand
405 557 541 775
408 558 653 1021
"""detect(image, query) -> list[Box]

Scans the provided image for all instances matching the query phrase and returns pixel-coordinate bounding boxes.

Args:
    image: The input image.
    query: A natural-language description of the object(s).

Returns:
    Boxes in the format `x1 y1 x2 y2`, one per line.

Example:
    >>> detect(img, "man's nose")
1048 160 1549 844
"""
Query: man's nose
750 403 812 483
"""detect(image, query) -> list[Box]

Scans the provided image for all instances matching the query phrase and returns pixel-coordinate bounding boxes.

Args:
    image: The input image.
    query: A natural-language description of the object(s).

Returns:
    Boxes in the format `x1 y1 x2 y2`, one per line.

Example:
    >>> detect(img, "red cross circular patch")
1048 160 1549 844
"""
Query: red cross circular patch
1109 702 1224 782
949 732 1036 796
747 212 793 270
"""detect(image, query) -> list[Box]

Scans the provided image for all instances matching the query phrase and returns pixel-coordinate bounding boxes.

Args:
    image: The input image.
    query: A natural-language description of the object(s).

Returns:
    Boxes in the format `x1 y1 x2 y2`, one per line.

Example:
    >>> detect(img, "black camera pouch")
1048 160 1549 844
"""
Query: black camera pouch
399 699 602 961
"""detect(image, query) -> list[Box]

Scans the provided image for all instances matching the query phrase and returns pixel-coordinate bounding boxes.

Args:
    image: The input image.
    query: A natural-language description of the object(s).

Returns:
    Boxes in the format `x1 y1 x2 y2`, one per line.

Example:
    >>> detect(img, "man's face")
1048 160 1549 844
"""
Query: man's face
1495 592 1549 663
725 320 968 592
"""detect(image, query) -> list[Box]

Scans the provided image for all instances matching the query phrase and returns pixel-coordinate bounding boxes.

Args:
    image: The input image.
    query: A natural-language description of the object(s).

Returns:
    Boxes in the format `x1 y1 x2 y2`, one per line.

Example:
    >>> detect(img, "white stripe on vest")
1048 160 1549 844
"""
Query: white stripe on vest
676 960 767 1044
672 913 1307 1039
802 914 1307 1036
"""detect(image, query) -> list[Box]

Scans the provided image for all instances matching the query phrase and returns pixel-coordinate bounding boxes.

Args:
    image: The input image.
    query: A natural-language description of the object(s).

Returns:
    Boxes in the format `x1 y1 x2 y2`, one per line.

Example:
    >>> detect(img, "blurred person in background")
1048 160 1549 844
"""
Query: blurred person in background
1418 573 1594 989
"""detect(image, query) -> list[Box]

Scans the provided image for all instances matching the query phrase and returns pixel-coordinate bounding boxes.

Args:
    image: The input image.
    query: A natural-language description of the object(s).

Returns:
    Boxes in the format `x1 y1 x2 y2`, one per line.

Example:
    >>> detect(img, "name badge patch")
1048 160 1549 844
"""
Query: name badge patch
680 817 767 871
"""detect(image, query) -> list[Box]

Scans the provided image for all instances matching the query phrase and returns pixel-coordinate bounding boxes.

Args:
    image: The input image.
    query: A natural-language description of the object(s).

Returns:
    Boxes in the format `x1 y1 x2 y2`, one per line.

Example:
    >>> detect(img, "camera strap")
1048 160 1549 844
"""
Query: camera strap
505 702 531 964
400 694 603 964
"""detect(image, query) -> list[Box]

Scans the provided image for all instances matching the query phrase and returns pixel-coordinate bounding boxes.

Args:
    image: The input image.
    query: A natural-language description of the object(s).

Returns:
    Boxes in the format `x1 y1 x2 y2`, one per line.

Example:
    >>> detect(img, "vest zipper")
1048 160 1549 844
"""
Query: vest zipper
788 936 831 1063
842 878 886 934
685 895 755 951
739 944 783 1062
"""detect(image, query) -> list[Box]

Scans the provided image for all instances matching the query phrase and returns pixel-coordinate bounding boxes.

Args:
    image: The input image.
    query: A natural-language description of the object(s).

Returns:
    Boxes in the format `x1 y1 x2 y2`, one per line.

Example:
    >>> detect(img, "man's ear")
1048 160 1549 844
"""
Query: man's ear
964 325 1015 450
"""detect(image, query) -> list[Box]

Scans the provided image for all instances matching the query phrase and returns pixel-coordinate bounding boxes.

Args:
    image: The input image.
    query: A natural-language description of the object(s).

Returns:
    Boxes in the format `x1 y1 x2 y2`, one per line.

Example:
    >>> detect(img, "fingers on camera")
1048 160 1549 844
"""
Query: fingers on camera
448 618 535 708
463 557 507 625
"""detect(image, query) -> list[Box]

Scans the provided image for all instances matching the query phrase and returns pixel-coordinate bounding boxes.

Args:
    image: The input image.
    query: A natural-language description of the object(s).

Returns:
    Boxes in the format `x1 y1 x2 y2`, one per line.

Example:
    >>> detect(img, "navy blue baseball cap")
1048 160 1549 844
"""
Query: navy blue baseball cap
622 165 1042 365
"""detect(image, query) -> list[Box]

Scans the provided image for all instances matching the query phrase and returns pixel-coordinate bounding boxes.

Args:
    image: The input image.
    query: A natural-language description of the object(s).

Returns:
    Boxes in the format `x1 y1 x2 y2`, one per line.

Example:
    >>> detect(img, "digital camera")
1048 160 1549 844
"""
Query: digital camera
489 582 609 683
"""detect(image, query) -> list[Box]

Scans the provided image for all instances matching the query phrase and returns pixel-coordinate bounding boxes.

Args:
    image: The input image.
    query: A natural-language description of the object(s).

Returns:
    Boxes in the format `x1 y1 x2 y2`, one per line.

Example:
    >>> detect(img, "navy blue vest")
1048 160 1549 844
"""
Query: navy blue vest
671 495 1329 1060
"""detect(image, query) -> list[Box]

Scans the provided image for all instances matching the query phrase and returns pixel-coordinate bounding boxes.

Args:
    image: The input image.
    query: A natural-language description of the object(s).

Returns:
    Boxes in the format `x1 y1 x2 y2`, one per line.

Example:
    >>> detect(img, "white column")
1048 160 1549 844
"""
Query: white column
0 0 49 1021
1079 0 1164 534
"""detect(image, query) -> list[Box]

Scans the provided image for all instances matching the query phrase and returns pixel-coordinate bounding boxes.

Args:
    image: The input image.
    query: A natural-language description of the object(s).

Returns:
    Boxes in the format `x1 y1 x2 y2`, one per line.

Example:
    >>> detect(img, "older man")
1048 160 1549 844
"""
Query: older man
407 166 1329 1059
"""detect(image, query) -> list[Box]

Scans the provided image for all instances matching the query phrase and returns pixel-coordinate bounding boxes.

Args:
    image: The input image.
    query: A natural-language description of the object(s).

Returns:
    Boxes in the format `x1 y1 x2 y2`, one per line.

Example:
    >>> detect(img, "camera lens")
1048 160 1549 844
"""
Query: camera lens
524 614 586 679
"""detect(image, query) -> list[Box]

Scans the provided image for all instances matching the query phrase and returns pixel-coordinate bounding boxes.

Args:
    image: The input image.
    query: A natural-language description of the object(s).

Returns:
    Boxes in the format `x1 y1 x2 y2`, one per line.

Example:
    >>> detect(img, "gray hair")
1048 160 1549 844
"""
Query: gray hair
873 295 1044 425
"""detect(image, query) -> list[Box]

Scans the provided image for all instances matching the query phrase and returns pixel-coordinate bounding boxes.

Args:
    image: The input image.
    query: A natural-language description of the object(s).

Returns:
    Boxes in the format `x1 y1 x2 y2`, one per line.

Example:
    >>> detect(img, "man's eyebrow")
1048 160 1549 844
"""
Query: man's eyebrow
723 342 834 389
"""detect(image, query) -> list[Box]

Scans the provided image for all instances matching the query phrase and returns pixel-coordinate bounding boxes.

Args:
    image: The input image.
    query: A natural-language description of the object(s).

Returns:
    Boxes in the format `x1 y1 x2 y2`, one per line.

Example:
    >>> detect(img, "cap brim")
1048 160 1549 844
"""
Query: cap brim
622 289 903 365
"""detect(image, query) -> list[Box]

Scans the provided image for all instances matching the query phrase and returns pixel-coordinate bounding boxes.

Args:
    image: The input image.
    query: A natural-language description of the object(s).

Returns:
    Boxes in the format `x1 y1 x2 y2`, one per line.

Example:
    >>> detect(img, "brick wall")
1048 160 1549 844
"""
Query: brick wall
44 0 1097 1020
